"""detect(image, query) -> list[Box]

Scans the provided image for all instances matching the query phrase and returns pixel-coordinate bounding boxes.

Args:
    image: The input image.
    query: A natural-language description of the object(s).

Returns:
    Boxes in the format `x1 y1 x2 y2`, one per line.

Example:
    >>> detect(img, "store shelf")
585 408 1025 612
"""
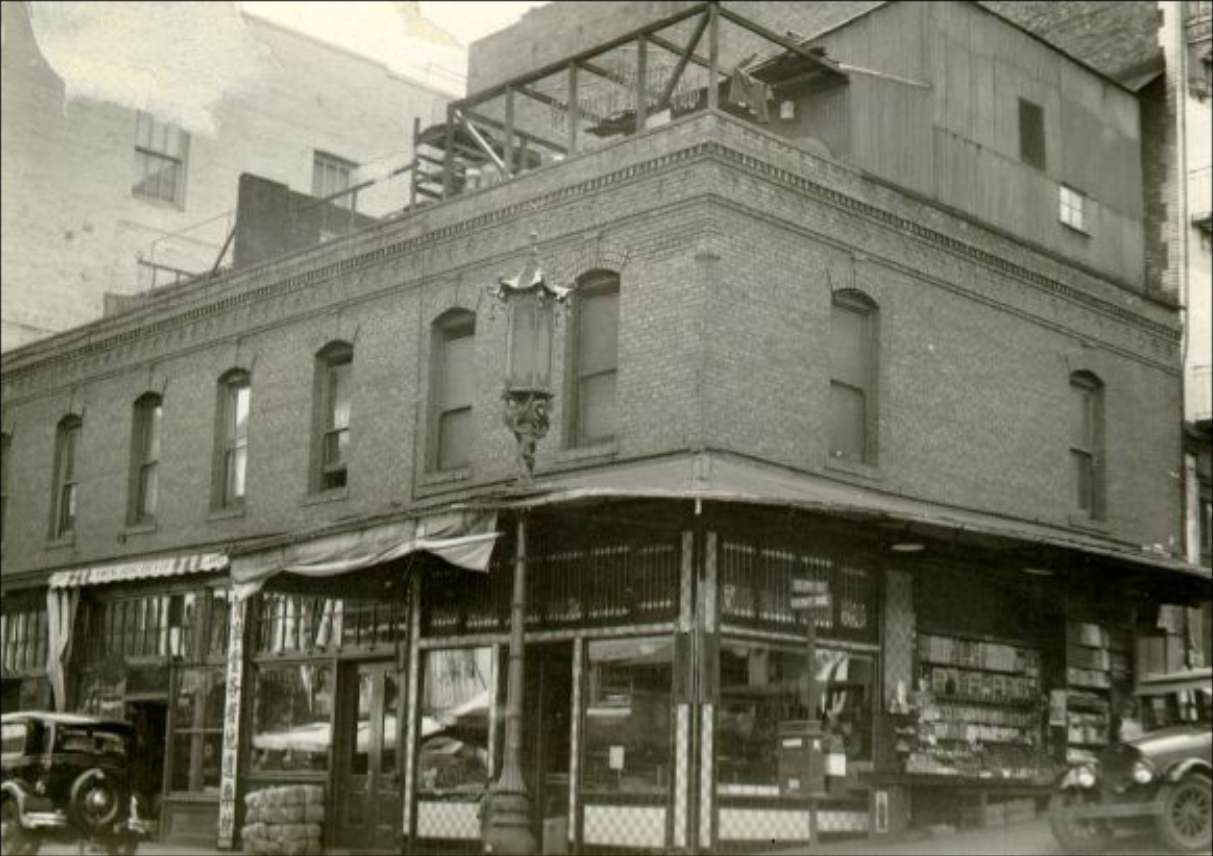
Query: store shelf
919 658 1035 677
932 694 1038 709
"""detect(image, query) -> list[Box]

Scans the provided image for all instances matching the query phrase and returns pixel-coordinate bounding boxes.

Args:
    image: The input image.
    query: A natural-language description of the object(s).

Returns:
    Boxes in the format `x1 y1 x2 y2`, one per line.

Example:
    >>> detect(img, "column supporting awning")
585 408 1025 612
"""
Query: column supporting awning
230 509 499 601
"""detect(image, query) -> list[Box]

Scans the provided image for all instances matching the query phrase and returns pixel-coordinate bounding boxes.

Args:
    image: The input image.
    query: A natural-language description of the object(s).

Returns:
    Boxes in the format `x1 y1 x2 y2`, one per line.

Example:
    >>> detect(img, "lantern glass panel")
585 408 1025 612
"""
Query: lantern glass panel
506 292 554 393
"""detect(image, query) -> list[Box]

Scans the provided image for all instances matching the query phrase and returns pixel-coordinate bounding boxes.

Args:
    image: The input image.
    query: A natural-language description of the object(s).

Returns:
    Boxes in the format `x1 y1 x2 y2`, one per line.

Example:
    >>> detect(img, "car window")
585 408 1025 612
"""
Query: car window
1 721 28 758
55 726 128 759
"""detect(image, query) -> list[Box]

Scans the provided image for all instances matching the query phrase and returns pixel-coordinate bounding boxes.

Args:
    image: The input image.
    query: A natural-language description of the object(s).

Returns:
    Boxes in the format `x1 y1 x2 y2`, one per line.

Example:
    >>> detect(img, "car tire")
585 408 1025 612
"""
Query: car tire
1155 773 1212 852
1 796 40 856
1049 790 1111 854
68 769 123 835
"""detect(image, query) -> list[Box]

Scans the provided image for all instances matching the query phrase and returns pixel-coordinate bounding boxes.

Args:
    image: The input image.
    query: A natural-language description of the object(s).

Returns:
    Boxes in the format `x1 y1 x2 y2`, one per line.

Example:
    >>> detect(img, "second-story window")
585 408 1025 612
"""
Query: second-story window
214 371 251 510
1069 371 1105 519
313 342 353 492
51 416 82 539
570 271 620 447
312 151 355 208
1059 185 1087 232
828 291 878 465
129 394 163 526
430 310 475 472
133 111 189 206
1018 98 1046 171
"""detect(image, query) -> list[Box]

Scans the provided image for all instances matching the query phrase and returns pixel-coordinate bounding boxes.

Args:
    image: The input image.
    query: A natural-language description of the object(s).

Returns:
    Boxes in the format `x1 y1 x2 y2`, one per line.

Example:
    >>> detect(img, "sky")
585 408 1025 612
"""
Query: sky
24 1 548 136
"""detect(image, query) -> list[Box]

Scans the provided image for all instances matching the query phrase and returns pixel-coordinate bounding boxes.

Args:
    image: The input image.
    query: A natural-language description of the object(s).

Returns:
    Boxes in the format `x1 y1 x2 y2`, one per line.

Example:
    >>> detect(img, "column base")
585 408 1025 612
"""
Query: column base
482 788 535 855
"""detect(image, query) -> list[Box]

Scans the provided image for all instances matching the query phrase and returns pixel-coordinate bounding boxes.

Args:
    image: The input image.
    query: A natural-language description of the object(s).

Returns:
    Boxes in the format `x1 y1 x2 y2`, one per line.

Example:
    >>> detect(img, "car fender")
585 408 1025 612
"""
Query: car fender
1 779 34 817
1164 758 1212 782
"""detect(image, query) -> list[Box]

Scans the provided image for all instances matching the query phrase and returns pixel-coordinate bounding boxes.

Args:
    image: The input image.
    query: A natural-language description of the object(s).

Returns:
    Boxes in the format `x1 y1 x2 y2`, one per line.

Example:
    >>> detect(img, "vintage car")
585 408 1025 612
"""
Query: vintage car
1049 667 1212 853
0 712 153 855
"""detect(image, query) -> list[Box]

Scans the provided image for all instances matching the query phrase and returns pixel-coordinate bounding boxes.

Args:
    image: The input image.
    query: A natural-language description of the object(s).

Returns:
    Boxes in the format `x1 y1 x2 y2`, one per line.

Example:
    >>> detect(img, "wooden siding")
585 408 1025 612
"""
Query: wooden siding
804 0 1143 289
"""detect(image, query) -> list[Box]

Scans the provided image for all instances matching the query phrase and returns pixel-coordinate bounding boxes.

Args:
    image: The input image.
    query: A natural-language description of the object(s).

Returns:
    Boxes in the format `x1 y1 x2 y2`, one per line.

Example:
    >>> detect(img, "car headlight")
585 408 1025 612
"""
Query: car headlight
1131 759 1155 784
1075 766 1096 788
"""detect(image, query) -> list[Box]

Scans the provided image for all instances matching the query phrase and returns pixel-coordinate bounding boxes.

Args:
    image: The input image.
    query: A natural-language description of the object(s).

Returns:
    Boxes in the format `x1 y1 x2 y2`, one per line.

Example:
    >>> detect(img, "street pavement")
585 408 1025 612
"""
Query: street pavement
769 816 1212 856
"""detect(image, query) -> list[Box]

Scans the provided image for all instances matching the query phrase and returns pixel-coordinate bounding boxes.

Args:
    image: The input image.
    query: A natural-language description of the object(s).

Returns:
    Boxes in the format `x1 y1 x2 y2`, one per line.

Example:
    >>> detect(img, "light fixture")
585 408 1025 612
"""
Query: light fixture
1022 567 1054 577
890 542 925 553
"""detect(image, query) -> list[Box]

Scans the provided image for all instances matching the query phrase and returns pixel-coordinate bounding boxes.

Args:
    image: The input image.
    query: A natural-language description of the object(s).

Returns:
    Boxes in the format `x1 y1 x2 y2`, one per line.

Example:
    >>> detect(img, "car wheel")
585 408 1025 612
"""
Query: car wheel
1 797 40 856
1049 790 1111 854
69 769 123 836
1156 774 1212 852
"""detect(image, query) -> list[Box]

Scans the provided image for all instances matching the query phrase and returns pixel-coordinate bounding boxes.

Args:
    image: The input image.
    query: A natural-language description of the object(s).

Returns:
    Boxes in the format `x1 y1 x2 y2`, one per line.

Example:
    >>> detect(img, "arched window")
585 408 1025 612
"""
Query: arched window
129 393 163 525
213 370 251 509
50 416 82 538
828 291 879 465
429 310 475 472
569 271 620 446
312 341 353 492
1069 371 1105 518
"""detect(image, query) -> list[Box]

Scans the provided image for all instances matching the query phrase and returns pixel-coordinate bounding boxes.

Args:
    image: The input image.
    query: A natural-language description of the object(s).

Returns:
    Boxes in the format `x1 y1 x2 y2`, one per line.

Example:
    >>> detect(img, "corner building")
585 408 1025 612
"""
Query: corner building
1 3 1209 852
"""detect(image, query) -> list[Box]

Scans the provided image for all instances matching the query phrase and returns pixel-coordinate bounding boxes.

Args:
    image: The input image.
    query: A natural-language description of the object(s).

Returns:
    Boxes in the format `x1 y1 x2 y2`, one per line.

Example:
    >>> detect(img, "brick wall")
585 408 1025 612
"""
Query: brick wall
0 113 1183 581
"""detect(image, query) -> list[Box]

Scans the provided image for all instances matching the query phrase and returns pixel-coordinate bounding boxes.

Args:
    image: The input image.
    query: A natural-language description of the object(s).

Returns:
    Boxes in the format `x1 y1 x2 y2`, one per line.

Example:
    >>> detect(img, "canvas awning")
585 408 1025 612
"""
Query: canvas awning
231 509 499 600
48 551 228 589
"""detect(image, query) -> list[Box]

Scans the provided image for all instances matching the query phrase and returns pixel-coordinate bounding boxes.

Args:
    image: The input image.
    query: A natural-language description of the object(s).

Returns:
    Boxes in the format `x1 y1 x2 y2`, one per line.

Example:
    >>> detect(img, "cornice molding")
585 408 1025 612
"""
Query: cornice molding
2 136 1177 390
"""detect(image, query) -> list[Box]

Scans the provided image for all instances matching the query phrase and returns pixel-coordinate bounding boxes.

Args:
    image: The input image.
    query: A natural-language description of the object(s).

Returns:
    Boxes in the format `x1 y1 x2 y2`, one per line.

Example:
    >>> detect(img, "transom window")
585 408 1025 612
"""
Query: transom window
133 111 188 206
1059 185 1087 232
129 394 162 525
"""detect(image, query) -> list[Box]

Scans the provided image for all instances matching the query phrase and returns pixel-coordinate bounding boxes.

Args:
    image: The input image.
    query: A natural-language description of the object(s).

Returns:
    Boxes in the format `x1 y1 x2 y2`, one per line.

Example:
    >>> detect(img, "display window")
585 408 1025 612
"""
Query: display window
170 665 225 792
418 646 493 794
250 663 335 773
582 636 673 795
255 593 407 654
717 640 874 795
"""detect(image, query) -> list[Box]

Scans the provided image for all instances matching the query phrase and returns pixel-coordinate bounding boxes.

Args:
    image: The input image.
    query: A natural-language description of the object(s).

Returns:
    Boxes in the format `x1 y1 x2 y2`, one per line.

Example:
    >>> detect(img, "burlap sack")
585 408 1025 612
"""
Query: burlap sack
304 785 324 805
304 803 324 823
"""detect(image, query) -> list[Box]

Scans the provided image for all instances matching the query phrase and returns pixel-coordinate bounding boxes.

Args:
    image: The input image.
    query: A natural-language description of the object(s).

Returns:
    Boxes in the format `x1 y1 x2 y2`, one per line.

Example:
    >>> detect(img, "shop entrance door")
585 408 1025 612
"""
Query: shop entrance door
522 642 574 850
334 661 402 852
126 700 167 825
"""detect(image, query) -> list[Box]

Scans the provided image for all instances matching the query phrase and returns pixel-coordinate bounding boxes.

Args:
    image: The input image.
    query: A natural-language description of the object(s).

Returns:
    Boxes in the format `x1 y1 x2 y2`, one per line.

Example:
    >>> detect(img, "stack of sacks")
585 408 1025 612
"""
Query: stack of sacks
241 785 325 855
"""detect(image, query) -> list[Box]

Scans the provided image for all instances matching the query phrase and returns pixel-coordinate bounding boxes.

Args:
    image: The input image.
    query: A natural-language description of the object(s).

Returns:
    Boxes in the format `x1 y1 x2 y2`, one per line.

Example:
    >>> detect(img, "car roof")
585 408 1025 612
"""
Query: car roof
1 711 132 729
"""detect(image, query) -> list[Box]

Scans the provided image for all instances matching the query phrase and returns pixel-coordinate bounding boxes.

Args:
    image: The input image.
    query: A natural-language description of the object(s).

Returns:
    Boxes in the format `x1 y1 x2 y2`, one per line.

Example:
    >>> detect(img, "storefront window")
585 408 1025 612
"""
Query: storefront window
717 640 874 793
251 664 335 773
255 593 407 654
1 607 48 676
170 665 225 793
582 636 672 794
418 647 492 794
0 677 53 715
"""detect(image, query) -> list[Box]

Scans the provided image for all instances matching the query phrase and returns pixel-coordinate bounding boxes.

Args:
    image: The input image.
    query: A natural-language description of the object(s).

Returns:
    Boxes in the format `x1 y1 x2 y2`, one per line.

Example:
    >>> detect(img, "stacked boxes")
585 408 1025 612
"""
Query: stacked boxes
241 785 325 856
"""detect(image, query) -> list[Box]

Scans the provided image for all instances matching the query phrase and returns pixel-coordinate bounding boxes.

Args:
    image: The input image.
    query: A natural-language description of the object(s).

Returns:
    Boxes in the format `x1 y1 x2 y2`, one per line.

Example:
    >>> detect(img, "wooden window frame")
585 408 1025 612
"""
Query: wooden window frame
567 271 620 448
311 342 353 493
1059 184 1088 233
212 370 251 510
133 111 189 207
428 310 476 473
312 150 356 208
828 290 879 466
1069 372 1105 520
128 394 163 526
50 416 82 539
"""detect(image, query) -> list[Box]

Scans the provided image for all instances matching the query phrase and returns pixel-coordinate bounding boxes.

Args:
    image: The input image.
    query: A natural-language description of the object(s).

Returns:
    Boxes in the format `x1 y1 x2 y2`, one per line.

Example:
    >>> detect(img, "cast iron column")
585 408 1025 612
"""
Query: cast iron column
483 513 536 854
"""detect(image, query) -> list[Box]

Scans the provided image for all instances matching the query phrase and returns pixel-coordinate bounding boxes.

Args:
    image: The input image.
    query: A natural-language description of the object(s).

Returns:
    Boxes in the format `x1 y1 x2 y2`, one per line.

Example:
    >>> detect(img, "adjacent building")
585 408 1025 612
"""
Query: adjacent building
0 1 452 350
2 2 1210 853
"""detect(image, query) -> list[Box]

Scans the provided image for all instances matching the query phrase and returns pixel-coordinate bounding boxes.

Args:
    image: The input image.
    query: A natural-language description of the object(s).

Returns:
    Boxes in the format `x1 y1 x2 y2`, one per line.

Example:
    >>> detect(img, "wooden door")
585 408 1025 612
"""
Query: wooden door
334 661 402 851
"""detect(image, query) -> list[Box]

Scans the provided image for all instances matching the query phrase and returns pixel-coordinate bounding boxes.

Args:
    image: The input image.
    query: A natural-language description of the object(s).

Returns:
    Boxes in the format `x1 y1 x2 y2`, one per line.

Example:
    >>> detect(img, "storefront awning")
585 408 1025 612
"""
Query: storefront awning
48 551 228 589
230 509 498 601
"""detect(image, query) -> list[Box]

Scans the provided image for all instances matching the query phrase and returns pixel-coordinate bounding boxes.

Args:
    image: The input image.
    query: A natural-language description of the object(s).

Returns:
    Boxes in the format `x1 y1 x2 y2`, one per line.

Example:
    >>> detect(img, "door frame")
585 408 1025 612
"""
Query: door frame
331 657 403 853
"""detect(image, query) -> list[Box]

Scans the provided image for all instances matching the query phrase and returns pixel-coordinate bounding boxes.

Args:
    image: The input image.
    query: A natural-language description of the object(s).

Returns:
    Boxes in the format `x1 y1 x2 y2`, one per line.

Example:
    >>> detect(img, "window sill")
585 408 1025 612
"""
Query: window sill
1060 220 1090 237
420 467 472 487
208 505 246 523
122 522 158 538
1067 512 1109 533
555 438 619 466
302 486 349 507
825 456 882 482
45 534 76 551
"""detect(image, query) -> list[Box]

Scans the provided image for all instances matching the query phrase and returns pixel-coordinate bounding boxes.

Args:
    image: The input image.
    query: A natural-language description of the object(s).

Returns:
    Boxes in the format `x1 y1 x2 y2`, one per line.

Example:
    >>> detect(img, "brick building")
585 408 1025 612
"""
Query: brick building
0 1 452 350
1 2 1210 852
